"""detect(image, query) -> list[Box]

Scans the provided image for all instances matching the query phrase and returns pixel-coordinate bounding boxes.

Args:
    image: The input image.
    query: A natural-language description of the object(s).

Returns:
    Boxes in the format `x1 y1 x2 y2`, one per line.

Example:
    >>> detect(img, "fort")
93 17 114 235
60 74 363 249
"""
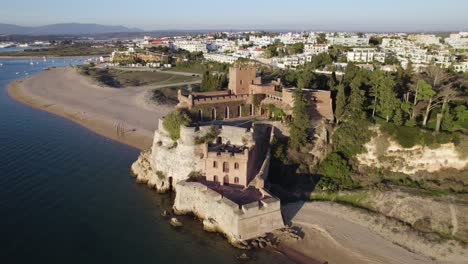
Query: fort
131 119 284 242
177 66 334 122
131 65 334 243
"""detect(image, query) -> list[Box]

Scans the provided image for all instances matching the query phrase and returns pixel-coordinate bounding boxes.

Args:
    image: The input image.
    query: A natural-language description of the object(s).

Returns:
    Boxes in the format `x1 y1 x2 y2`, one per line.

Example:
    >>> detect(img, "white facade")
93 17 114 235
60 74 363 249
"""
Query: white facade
328 36 369 46
204 53 238 64
413 34 440 45
453 61 468 72
304 44 329 55
174 40 208 53
445 32 468 49
347 48 386 63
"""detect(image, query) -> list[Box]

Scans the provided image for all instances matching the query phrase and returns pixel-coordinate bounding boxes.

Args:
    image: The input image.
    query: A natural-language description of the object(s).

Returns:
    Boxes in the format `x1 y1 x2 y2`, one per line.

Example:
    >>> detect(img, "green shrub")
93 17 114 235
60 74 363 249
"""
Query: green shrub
332 119 373 158
381 122 458 148
194 126 219 145
163 111 191 141
317 152 357 190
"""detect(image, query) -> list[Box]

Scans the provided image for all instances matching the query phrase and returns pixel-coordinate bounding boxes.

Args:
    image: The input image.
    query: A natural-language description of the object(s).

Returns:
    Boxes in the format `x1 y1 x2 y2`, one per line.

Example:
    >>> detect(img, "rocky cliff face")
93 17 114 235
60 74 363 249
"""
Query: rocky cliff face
131 124 205 193
357 127 468 175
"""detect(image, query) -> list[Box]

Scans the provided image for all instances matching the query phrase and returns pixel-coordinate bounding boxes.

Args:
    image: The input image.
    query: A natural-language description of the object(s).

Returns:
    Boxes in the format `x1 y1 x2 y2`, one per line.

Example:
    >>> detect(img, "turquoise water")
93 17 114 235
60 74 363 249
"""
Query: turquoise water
0 58 293 264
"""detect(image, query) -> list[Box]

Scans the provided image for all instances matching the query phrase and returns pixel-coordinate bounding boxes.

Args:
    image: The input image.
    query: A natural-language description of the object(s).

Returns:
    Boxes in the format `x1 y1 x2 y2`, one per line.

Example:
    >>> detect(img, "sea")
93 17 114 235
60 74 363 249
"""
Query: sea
0 58 293 264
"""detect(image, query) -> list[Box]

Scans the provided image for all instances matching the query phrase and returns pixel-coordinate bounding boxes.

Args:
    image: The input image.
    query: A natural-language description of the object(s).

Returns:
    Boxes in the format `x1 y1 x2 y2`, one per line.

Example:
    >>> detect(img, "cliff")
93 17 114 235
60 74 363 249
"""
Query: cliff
357 126 468 175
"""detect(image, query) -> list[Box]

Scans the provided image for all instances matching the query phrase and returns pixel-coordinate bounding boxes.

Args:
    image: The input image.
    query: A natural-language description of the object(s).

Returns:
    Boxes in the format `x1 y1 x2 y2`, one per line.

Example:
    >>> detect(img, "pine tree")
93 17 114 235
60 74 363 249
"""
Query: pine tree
377 74 399 122
394 108 403 126
345 78 365 119
334 84 346 124
289 88 311 150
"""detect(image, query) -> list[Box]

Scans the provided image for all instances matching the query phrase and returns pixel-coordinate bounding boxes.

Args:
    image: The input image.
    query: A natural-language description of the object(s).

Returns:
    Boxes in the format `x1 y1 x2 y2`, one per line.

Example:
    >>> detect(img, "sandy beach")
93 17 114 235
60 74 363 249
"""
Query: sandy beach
6 67 191 150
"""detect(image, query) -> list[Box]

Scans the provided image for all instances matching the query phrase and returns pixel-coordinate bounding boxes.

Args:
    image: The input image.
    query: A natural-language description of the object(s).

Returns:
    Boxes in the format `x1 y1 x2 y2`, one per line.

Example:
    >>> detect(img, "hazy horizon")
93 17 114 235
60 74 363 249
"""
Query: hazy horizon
1 0 467 32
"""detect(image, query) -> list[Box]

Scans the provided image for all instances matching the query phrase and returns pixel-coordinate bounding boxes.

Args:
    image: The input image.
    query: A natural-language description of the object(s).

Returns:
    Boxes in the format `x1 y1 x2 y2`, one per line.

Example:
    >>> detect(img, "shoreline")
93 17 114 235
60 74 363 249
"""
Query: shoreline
5 67 172 150
7 81 151 150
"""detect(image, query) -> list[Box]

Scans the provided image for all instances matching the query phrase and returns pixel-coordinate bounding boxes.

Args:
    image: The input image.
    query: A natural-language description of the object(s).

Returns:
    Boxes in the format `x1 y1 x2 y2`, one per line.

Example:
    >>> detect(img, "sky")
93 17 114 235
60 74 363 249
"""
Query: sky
1 0 467 32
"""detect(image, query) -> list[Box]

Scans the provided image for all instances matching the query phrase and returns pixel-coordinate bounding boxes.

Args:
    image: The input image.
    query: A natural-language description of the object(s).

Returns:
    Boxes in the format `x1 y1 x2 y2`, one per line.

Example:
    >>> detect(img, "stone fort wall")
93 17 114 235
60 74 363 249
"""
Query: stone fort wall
173 180 284 241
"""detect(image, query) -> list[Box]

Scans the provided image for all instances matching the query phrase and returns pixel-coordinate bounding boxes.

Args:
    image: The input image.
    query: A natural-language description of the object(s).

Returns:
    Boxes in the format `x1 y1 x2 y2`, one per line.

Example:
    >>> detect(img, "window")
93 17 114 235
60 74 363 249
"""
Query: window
223 162 229 173
213 175 218 182
234 162 239 169
240 80 243 85
213 161 218 168
234 177 239 184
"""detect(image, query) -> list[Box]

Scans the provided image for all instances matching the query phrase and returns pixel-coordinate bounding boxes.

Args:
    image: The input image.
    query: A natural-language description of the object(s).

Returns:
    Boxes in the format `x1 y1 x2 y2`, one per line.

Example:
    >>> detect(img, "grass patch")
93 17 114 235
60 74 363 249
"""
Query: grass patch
310 191 370 208
106 69 199 87
379 121 460 148
78 66 200 88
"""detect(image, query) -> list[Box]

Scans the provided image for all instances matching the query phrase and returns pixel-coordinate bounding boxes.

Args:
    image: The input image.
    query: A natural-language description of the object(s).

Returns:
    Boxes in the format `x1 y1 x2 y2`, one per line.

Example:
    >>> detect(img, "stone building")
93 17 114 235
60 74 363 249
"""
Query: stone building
177 66 334 122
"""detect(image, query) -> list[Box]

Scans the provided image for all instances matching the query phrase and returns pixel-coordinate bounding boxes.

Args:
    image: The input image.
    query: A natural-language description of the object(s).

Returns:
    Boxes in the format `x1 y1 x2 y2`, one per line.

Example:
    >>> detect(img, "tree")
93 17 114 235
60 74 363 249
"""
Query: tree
441 106 455 132
334 84 346 124
287 42 304 55
289 88 311 150
369 70 384 117
297 70 314 88
422 66 465 131
411 79 435 121
384 55 399 65
394 108 404 126
345 77 366 119
317 152 355 190
454 105 468 122
316 33 327 44
377 74 399 122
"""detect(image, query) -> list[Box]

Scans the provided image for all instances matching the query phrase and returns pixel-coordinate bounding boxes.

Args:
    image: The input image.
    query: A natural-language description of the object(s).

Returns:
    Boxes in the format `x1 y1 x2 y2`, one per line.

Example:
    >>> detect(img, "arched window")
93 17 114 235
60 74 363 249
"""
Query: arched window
213 161 218 168
213 175 218 182
223 175 229 185
234 162 239 169
224 106 229 119
211 108 216 120
234 177 239 184
223 162 229 173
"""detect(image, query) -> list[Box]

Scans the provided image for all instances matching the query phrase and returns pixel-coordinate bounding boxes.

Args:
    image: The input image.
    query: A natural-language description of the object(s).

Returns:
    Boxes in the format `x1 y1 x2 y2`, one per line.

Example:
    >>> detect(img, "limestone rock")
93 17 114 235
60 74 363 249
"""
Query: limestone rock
170 217 183 227
203 218 218 232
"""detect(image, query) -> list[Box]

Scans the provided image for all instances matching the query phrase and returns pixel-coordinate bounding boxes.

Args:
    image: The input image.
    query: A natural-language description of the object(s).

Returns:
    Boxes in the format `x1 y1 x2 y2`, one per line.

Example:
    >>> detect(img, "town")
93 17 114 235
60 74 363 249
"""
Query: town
99 31 468 73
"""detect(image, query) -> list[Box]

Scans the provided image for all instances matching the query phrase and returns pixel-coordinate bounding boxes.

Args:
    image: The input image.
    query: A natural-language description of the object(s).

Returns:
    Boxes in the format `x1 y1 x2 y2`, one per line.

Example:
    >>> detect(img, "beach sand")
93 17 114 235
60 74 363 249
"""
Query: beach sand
6 67 185 150
281 202 439 264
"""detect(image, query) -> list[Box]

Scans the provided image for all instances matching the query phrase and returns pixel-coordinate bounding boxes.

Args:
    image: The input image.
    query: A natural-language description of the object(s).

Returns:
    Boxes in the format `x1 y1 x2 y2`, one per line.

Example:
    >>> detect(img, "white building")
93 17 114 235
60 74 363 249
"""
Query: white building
347 48 386 63
445 32 468 49
174 40 208 53
304 44 329 55
413 34 440 45
452 61 468 72
204 53 238 64
328 36 369 46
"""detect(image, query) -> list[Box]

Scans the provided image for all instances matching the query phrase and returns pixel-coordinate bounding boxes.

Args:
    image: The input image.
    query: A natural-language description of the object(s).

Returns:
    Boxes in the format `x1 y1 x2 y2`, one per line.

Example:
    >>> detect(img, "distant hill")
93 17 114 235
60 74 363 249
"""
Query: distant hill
0 23 143 35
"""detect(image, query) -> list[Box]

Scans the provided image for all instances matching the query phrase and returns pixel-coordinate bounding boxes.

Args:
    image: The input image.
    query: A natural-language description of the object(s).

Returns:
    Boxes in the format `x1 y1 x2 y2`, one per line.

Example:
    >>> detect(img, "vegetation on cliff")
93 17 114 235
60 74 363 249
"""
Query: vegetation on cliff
163 111 191 141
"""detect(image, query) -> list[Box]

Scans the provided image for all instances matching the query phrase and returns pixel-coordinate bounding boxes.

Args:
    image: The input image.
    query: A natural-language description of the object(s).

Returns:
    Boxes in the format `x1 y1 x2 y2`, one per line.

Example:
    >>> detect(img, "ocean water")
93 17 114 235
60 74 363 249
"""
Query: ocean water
0 58 293 264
